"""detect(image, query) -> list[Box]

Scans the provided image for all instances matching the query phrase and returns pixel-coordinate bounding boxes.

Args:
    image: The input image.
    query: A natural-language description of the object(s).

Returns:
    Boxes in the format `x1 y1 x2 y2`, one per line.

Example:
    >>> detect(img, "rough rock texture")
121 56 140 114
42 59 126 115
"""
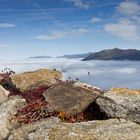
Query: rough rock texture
9 118 140 140
96 88 140 123
0 96 26 139
73 82 104 94
0 85 9 104
10 69 62 91
43 81 101 115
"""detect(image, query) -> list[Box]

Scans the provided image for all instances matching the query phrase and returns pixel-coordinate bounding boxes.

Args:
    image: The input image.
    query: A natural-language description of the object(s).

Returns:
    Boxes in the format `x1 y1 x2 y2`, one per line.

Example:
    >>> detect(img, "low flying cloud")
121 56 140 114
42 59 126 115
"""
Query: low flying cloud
34 31 65 41
104 19 138 40
64 0 90 9
34 28 89 41
0 23 16 28
117 1 140 15
104 1 140 41
91 17 102 23
1 58 140 90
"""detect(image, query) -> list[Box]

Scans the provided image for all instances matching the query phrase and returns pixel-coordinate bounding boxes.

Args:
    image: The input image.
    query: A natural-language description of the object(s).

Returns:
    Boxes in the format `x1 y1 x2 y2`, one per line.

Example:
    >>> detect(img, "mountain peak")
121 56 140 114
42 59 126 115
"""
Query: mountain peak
82 48 140 61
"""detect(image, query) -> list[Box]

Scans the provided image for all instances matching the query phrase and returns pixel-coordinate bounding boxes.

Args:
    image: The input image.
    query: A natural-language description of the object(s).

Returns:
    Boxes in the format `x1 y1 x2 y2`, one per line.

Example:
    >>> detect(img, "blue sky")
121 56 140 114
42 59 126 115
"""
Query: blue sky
0 0 140 59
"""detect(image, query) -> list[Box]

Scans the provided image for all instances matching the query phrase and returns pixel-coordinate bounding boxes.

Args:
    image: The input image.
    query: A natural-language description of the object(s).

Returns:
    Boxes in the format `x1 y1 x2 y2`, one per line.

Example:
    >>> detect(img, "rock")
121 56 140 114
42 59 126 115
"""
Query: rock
96 88 140 123
0 74 12 90
9 118 140 140
0 96 26 139
73 82 104 94
43 81 101 115
0 85 9 104
10 69 62 91
8 117 61 140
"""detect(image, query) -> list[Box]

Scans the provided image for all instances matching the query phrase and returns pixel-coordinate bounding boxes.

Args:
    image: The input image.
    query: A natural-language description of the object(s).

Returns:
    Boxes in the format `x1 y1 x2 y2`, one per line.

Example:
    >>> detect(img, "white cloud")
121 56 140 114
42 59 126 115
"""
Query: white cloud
1 58 140 90
91 17 102 23
0 23 16 28
72 28 89 34
104 1 140 41
0 44 10 48
35 31 65 40
117 1 140 15
105 19 138 40
34 28 89 40
65 0 90 9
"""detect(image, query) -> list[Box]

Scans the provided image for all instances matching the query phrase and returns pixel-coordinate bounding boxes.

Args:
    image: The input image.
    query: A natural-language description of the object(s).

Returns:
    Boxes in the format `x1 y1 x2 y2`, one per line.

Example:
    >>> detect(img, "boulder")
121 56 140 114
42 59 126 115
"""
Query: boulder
0 96 26 139
0 85 9 104
43 81 101 115
10 69 62 91
9 118 140 140
96 88 140 123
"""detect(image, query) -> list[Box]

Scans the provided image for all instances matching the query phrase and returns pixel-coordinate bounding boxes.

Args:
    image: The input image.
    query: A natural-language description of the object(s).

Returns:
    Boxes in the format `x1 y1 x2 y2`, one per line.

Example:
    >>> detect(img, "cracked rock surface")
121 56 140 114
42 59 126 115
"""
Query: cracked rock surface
96 88 140 123
8 118 140 140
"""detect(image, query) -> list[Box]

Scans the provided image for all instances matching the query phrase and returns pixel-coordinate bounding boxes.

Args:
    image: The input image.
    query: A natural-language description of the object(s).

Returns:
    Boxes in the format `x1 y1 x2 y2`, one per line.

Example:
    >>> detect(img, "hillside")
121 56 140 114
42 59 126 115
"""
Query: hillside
82 48 140 61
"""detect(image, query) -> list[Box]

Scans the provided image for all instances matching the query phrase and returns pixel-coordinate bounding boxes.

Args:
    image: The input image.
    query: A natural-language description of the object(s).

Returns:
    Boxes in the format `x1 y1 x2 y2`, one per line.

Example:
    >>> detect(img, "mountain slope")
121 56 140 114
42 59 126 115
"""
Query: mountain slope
82 48 140 61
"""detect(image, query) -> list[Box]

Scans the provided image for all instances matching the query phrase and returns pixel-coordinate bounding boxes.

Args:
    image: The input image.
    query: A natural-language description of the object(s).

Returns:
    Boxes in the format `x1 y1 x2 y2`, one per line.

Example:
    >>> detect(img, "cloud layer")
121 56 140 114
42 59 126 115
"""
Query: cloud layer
1 58 140 90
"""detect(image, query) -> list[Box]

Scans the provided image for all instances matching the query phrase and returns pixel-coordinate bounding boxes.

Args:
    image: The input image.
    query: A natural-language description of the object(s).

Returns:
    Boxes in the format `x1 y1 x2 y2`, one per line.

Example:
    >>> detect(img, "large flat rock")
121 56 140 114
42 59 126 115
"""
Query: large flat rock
96 88 140 123
43 81 101 115
10 69 62 91
8 118 140 140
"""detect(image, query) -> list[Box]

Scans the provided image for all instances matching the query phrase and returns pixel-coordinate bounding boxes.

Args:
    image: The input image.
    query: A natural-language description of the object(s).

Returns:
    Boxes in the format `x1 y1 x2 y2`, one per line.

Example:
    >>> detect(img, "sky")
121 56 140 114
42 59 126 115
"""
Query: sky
0 0 140 59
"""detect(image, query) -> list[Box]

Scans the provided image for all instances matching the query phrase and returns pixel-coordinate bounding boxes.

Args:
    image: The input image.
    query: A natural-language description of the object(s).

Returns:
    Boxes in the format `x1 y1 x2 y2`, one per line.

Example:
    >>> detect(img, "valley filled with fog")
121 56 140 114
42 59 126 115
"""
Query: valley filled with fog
0 58 140 90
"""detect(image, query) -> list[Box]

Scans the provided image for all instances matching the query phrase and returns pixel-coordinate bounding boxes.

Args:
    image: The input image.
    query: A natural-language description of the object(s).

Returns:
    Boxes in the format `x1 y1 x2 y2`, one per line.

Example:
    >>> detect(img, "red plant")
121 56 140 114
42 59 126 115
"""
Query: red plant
15 99 58 124
20 86 50 103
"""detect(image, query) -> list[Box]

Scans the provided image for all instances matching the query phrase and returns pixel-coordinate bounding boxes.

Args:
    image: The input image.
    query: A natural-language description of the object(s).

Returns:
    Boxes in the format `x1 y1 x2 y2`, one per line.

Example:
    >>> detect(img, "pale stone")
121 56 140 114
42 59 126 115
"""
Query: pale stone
0 96 26 139
9 118 140 140
10 69 62 91
0 85 9 104
96 88 140 123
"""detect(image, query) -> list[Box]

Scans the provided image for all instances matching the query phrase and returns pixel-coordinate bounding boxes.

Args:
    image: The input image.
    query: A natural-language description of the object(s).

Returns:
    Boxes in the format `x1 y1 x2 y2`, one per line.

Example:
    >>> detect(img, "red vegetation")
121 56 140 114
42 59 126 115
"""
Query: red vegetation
15 99 57 124
10 86 50 103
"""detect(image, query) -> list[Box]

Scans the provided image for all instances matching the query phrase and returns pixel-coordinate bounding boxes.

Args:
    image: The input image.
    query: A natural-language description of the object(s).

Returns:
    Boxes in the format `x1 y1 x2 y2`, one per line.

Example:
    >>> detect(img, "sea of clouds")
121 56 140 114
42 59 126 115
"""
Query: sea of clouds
0 58 140 90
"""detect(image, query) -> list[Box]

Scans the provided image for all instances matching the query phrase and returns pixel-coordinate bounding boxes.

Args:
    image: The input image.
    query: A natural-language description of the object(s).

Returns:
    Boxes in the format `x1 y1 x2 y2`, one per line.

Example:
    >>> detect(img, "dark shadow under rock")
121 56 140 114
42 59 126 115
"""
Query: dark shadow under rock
84 102 109 121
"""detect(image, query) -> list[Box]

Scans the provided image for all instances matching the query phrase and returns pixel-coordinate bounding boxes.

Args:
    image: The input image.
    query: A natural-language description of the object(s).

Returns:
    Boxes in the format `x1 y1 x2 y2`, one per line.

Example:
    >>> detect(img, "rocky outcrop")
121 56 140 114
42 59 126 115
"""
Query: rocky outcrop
96 88 140 123
10 69 62 91
0 68 140 140
0 85 9 104
0 96 26 139
9 118 140 140
43 81 101 115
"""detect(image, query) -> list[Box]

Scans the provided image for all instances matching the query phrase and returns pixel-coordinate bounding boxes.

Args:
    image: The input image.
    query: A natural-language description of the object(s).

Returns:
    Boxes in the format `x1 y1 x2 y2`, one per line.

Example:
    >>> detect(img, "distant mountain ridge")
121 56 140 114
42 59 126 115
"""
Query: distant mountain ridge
29 56 52 59
82 48 140 61
58 52 92 59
